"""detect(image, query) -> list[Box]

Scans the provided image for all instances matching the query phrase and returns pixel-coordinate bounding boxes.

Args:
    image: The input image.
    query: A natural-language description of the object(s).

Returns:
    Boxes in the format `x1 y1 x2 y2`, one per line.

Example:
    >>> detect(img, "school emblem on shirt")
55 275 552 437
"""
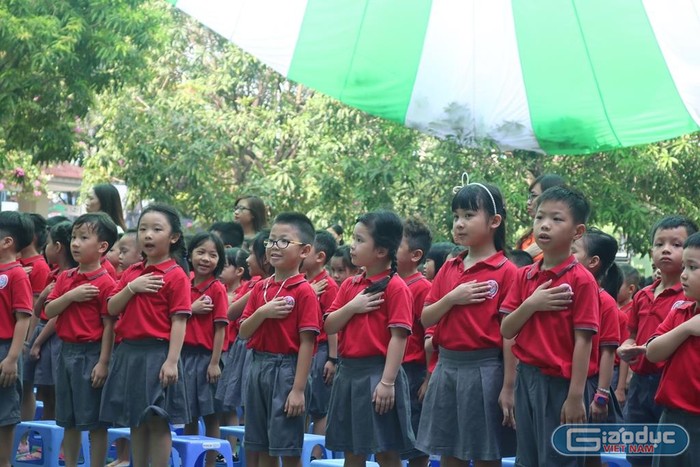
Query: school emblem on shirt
283 296 295 307
560 283 573 296
0 274 7 289
486 280 499 299
671 300 687 310
202 295 212 304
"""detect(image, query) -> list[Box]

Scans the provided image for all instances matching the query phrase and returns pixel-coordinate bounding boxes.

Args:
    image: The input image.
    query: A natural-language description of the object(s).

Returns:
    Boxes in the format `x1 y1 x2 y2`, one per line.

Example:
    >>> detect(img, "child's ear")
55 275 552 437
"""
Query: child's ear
317 251 327 264
299 243 312 259
589 255 601 270
0 236 14 250
490 214 503 229
375 246 388 259
235 266 244 278
170 232 181 244
573 224 586 241
411 249 424 265
98 241 110 255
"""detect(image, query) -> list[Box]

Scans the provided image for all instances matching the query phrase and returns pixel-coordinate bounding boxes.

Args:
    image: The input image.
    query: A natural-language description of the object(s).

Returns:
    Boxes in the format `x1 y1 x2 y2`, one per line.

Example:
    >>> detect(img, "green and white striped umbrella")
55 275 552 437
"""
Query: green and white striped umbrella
167 0 700 155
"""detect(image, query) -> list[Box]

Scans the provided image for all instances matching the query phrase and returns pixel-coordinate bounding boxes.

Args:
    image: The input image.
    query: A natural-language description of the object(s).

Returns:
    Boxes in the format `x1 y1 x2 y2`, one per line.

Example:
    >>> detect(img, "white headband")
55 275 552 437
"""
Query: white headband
452 172 498 214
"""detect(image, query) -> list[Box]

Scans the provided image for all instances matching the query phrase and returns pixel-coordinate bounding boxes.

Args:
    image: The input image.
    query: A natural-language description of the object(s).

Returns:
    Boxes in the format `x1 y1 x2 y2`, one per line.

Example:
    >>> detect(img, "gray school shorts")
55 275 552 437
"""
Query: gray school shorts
23 323 61 386
55 342 105 431
308 341 332 420
653 408 700 467
244 351 309 457
416 348 515 461
0 340 23 427
181 345 217 421
624 373 663 465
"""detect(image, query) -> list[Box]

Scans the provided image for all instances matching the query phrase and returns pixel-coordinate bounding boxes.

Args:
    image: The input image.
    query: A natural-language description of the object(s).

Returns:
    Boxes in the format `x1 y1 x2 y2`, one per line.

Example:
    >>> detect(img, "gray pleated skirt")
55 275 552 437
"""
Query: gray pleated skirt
100 339 190 427
181 345 217 421
654 408 700 467
23 323 61 386
215 336 252 412
308 341 332 419
415 347 516 461
326 355 415 456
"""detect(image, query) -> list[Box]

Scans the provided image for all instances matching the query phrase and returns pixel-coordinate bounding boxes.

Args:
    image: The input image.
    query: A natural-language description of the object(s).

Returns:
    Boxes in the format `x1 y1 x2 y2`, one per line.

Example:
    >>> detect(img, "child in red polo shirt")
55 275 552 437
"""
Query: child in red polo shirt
100 204 192 467
45 213 118 466
0 212 34 467
501 186 600 467
239 214 320 467
182 232 228 467
418 183 516 466
618 215 697 467
397 218 432 467
300 230 339 458
329 245 359 287
647 231 700 466
324 210 415 464
116 230 141 278
614 264 640 406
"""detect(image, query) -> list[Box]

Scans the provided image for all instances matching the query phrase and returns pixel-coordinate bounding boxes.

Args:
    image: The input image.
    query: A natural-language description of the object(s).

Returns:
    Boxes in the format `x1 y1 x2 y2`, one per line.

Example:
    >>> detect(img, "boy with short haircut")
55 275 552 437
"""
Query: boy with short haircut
613 264 640 404
239 212 320 467
618 215 697 467
501 186 600 467
0 212 34 467
646 231 700 466
300 230 339 457
117 230 141 273
209 221 244 249
44 213 118 467
397 217 432 467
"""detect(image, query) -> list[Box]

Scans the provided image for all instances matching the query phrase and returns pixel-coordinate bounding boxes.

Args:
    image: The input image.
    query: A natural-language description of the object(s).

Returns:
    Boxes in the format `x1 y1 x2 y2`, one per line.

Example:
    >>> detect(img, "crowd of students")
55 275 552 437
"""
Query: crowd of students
0 176 698 467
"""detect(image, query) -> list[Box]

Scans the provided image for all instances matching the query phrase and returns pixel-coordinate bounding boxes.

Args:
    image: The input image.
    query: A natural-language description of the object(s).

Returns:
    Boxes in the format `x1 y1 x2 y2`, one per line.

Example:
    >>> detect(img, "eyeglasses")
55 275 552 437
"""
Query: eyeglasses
234 205 251 212
263 238 306 249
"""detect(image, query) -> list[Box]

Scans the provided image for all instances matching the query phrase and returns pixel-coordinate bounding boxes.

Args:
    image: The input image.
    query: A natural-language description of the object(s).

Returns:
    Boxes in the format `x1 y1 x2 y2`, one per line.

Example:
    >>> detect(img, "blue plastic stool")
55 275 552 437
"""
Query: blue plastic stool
219 426 245 467
600 453 631 467
106 427 180 467
301 434 331 466
13 420 90 467
501 457 515 467
311 460 379 467
34 400 44 420
172 435 234 467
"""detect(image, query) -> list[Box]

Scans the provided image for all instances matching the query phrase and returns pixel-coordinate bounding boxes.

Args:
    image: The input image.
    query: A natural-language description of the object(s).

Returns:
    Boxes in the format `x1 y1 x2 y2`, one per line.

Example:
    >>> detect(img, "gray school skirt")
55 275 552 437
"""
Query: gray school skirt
181 345 217 421
416 347 515 461
308 341 332 419
653 408 700 467
100 339 190 427
402 361 427 459
326 355 415 456
56 342 105 431
23 323 61 386
215 336 252 412
0 340 22 426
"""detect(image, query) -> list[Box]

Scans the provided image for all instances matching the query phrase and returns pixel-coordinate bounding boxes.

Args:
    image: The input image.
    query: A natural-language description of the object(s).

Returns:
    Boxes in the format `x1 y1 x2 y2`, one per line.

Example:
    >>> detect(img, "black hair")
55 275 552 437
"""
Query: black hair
451 182 507 252
48 221 78 268
529 173 566 193
426 242 454 275
235 196 268 232
619 264 640 289
684 232 700 249
650 215 699 243
581 227 623 297
92 184 126 231
403 217 432 265
0 211 35 252
328 224 344 245
313 230 337 265
356 210 403 293
251 229 272 276
272 212 315 245
509 249 534 268
224 247 251 281
536 185 590 224
27 213 48 251
46 215 70 228
72 213 119 251
187 231 226 277
138 203 188 273
332 245 356 270
209 221 244 248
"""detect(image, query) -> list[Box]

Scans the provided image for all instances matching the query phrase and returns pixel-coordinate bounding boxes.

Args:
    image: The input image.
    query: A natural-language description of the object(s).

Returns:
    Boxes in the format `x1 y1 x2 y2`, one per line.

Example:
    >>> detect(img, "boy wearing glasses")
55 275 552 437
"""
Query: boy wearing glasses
239 212 321 467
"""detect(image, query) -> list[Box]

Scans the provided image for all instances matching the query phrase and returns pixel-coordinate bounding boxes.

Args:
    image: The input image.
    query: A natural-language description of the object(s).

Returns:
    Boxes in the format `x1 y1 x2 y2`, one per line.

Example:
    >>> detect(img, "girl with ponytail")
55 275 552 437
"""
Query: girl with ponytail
324 210 415 466
416 178 517 466
571 227 623 427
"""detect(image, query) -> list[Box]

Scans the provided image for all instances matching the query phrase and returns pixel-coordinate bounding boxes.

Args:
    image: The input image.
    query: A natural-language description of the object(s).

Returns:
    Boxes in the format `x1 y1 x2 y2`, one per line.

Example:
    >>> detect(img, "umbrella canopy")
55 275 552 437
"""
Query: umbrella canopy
167 0 700 155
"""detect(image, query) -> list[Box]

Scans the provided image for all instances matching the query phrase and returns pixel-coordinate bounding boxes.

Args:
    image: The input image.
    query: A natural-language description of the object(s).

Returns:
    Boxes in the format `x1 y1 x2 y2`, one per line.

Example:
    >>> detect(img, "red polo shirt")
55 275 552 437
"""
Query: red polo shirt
403 273 432 364
240 274 320 354
426 251 516 352
652 301 700 415
47 267 116 343
500 256 600 378
0 261 33 339
309 270 339 344
627 281 685 375
101 257 118 280
185 277 229 350
227 278 259 346
20 254 52 295
589 289 620 375
326 271 412 359
424 325 439 372
111 259 192 341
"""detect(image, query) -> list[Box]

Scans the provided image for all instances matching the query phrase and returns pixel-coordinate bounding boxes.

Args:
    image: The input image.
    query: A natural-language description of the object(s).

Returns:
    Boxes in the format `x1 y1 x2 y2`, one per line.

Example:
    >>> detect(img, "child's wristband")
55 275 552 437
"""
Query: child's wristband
379 380 395 388
126 282 136 295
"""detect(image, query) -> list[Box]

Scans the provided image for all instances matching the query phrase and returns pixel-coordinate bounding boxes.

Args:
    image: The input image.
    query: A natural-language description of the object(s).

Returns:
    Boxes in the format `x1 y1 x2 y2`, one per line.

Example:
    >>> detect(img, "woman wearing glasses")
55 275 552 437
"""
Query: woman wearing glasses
234 196 268 250
514 174 564 263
